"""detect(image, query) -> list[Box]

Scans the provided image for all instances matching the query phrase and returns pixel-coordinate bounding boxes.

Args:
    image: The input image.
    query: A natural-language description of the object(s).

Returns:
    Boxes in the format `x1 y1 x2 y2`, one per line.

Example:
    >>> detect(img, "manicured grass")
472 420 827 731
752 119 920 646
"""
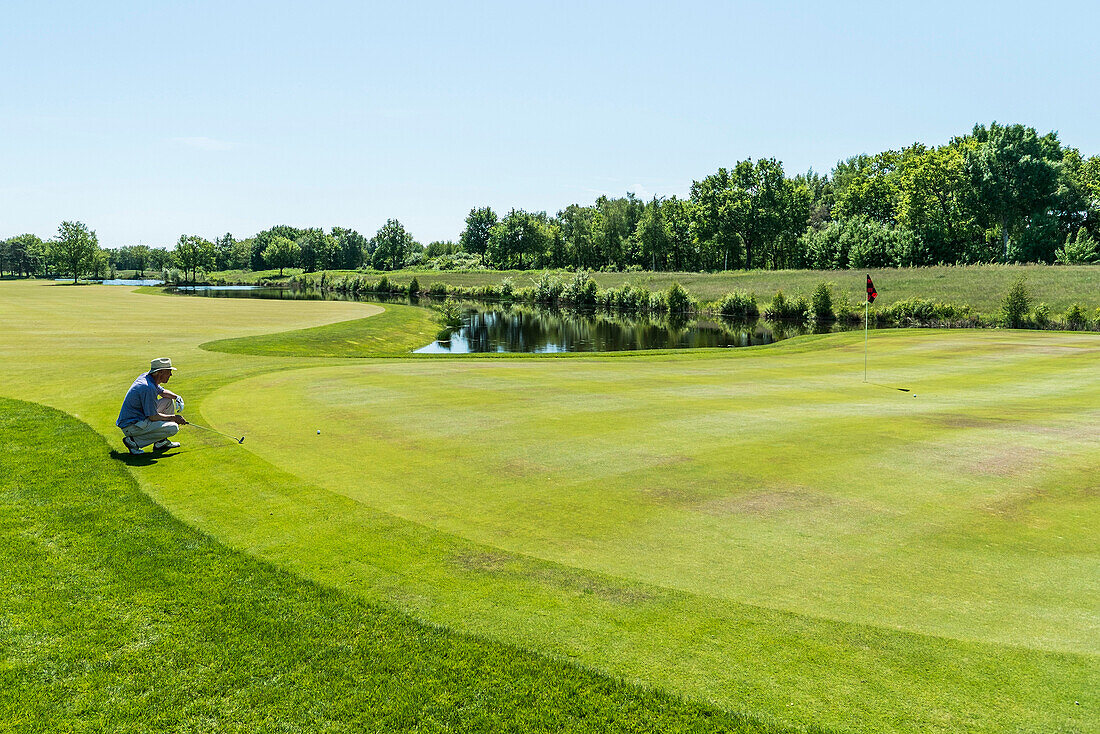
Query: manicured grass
0 397 786 733
214 264 1100 317
202 302 440 357
1 280 1097 733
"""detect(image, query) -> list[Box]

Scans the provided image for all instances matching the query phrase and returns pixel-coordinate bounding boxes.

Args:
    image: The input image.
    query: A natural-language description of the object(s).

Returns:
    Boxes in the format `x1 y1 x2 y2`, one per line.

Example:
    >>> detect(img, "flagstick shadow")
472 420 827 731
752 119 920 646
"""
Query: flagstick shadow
865 381 916 396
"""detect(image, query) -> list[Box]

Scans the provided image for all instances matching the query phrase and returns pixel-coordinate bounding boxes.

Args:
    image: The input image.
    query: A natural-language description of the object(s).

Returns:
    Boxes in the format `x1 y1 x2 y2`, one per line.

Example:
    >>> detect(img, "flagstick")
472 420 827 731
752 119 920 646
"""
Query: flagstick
864 300 869 382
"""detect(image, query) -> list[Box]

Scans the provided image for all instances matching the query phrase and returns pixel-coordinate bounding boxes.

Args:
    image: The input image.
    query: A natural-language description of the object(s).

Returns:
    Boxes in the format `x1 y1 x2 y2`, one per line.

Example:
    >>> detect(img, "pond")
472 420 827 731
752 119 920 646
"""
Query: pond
55 278 165 286
171 285 860 353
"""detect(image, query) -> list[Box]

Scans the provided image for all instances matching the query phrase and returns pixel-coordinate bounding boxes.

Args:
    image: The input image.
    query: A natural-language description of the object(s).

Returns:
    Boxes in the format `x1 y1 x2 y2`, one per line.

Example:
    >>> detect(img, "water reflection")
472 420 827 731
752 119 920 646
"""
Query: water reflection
416 305 784 353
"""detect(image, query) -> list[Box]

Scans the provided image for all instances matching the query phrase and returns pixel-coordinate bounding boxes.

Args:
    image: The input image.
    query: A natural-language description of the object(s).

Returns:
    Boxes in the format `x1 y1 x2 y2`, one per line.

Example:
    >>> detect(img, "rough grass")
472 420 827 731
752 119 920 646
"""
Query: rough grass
0 397 789 733
209 264 1100 316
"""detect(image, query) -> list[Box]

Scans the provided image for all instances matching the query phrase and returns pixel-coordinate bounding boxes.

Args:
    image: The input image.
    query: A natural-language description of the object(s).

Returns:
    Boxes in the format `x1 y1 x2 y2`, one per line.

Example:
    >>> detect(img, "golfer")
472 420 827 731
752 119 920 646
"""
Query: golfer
117 357 188 455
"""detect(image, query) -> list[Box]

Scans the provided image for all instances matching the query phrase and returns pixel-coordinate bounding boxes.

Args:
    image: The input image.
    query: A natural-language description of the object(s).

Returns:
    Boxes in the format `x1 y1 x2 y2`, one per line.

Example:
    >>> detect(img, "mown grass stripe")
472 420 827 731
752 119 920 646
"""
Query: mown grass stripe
0 397 791 733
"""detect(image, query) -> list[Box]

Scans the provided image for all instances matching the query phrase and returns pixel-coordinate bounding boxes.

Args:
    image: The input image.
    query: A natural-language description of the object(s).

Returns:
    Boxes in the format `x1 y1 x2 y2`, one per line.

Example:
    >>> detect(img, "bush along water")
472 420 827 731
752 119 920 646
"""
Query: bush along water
714 290 759 322
811 282 834 322
299 271 1093 332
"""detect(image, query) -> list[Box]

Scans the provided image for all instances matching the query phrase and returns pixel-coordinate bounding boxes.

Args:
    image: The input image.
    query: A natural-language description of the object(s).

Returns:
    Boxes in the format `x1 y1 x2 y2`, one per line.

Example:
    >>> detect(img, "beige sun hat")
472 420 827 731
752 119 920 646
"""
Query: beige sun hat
149 357 177 373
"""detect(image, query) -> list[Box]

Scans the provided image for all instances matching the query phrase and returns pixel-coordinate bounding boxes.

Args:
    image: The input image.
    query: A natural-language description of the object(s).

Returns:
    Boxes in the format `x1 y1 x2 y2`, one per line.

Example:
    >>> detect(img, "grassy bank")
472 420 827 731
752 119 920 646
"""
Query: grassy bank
0 397 787 733
206 264 1100 317
201 302 439 357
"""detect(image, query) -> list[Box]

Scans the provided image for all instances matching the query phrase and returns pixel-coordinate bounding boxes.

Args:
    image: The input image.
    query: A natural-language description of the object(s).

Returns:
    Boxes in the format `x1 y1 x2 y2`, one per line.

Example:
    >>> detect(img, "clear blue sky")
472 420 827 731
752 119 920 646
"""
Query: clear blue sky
3 0 1098 248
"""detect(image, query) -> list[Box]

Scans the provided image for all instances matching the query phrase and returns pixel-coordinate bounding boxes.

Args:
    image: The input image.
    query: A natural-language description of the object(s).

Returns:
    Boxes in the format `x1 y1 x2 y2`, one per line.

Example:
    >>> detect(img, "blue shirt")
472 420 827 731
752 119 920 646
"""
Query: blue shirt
116 373 164 428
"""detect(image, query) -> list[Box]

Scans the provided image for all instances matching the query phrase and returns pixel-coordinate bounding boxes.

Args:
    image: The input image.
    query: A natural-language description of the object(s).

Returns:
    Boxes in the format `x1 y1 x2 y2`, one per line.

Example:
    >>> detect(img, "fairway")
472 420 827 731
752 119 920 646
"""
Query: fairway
2 280 1097 733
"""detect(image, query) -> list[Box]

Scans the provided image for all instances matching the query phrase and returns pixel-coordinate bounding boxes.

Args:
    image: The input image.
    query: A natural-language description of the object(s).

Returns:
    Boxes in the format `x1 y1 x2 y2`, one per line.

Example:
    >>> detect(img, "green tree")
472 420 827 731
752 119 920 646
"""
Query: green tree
1080 155 1100 239
558 204 601 270
794 169 835 230
296 229 338 272
661 197 696 271
458 207 498 258
148 246 172 273
692 159 809 270
262 236 300 276
631 197 673 271
173 235 216 283
50 221 99 283
595 194 644 269
486 210 552 270
800 216 906 269
690 168 743 270
894 142 980 264
6 234 43 276
333 227 368 269
370 219 417 271
131 245 152 276
89 248 111 280
831 152 901 225
214 233 236 270
0 238 11 277
252 226 305 270
965 122 1063 261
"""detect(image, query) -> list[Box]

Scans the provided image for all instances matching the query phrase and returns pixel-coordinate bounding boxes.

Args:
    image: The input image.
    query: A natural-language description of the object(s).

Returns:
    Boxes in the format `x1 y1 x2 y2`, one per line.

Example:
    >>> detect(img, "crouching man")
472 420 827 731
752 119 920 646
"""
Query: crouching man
117 357 188 455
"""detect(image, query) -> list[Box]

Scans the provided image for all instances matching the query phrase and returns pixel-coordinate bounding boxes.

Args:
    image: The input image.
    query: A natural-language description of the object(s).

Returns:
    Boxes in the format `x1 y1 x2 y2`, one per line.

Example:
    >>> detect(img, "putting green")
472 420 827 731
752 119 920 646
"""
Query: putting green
2 279 1097 733
203 334 1099 653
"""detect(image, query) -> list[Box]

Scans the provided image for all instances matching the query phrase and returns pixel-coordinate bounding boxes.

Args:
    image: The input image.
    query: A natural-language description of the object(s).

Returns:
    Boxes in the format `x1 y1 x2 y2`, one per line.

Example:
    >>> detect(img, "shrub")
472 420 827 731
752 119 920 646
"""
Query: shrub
1055 229 1099 264
427 282 449 297
833 298 862 324
791 295 810 321
1033 303 1050 328
1064 303 1089 330
499 278 514 301
562 272 598 307
881 298 972 325
665 282 692 315
1000 276 1031 328
533 272 563 304
408 277 420 295
811 282 834 321
715 291 759 321
376 275 390 293
435 298 465 329
764 289 807 322
801 216 906 269
601 284 652 313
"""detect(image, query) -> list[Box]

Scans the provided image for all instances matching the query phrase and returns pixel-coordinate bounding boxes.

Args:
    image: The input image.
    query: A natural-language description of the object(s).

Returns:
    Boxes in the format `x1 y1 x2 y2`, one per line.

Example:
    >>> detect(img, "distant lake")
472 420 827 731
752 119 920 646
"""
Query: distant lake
55 278 165 286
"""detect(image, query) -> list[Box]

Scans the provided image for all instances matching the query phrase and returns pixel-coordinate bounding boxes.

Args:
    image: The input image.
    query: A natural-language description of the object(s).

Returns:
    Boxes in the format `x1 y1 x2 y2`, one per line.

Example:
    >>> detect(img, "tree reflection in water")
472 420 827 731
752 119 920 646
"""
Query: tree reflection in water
416 304 822 353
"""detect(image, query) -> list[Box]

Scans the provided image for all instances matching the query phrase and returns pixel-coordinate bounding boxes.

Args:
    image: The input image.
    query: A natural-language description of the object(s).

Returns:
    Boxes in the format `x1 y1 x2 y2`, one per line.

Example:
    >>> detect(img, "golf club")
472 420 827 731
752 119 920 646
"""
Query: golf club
173 397 245 443
188 421 245 444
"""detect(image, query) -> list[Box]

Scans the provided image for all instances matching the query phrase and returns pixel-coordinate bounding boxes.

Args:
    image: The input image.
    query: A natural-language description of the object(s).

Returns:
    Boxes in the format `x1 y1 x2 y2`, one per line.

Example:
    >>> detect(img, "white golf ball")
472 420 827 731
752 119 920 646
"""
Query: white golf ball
317 429 321 434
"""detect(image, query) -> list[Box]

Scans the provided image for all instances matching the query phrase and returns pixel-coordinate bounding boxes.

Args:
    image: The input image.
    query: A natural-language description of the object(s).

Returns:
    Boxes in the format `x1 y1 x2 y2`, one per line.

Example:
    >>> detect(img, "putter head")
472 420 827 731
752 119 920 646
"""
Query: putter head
238 436 245 444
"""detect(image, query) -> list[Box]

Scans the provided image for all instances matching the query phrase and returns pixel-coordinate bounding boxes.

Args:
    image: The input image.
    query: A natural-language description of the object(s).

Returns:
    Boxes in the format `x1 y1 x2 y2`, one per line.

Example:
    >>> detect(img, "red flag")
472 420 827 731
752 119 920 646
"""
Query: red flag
866 275 877 304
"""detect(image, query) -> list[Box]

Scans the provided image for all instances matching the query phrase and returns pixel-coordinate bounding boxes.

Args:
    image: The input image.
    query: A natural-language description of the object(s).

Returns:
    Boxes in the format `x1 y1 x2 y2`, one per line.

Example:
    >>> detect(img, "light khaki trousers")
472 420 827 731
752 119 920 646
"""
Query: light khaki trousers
121 397 179 448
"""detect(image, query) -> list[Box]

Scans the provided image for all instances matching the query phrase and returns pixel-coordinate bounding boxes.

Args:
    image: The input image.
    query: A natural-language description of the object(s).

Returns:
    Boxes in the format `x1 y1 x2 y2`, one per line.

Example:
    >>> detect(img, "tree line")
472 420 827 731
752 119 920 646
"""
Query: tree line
4 122 1098 282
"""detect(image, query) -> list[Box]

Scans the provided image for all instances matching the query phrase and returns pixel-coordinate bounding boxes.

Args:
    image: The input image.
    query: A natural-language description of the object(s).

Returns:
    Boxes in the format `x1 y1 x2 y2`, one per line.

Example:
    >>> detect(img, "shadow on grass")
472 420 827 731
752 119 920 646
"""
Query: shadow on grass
866 381 916 395
109 449 182 466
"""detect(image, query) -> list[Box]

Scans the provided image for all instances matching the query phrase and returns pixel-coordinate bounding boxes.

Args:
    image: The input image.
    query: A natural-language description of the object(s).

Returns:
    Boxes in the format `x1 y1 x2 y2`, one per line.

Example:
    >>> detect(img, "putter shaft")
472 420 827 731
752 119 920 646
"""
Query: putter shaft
188 422 245 443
